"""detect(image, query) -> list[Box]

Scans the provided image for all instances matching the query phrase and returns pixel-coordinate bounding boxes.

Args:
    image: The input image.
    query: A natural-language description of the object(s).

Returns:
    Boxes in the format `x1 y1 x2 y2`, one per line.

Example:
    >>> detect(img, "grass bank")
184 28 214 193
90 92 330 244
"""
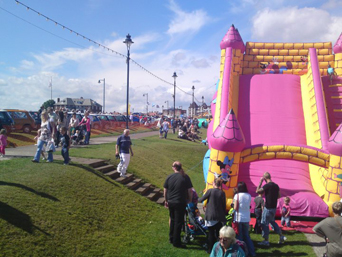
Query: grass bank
0 131 316 256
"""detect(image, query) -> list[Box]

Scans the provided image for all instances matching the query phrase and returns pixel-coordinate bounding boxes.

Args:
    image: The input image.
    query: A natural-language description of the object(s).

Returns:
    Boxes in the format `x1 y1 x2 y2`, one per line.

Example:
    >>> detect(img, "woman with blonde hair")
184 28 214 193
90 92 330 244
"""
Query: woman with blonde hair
32 110 55 163
210 226 245 257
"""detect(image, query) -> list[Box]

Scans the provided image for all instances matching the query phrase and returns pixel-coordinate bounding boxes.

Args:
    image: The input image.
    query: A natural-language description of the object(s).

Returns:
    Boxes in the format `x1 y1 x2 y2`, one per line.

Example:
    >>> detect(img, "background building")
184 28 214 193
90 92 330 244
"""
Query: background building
54 97 102 113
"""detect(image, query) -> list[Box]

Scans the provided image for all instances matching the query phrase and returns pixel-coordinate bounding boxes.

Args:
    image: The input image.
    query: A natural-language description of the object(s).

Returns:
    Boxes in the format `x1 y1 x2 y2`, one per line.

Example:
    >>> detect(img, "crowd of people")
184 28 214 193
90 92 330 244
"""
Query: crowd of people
31 106 94 165
156 116 203 142
163 165 342 256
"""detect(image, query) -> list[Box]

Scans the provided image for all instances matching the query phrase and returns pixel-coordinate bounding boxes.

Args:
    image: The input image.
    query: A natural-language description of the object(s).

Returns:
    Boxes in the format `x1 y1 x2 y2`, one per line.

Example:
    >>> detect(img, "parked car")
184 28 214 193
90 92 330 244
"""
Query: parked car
113 115 127 128
97 115 112 130
106 115 118 129
5 109 37 133
89 114 102 130
29 111 41 129
0 110 15 134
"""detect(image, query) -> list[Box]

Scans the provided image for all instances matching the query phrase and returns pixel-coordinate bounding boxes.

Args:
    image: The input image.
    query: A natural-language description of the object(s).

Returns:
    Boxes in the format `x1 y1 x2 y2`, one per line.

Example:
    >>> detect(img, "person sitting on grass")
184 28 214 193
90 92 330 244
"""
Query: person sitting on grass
210 226 246 257
313 201 342 257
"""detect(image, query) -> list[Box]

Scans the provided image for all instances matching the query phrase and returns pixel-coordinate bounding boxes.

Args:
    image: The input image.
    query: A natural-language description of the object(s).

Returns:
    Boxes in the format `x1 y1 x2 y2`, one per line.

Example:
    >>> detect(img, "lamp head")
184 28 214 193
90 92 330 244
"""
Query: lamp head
98 80 101 83
172 72 177 79
123 34 134 50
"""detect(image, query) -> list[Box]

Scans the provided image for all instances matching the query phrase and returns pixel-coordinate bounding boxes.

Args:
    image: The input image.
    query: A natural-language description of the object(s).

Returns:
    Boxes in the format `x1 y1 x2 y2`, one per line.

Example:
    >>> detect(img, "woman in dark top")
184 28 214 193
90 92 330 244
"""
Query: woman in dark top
198 177 227 253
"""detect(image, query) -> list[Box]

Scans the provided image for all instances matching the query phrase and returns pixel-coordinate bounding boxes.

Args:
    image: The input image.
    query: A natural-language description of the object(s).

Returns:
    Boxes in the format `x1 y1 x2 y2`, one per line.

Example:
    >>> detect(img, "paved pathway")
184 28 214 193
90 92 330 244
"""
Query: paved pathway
0 130 327 256
2 131 159 159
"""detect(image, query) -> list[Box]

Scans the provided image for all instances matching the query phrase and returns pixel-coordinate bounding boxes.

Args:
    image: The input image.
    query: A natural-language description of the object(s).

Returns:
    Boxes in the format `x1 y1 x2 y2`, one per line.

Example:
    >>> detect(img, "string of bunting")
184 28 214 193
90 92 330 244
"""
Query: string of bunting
13 0 198 97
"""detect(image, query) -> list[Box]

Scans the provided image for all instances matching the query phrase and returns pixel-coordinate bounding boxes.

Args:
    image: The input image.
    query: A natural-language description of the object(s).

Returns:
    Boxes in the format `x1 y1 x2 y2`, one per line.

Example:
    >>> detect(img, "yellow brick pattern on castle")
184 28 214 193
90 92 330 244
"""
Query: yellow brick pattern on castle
324 154 342 215
240 145 330 168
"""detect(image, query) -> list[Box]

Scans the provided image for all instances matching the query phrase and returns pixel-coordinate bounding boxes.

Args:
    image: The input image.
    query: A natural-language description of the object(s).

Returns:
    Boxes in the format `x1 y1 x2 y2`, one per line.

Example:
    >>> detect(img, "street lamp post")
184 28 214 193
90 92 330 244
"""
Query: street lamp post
191 85 195 118
172 72 177 121
123 34 134 129
143 93 148 115
98 78 105 113
202 96 204 117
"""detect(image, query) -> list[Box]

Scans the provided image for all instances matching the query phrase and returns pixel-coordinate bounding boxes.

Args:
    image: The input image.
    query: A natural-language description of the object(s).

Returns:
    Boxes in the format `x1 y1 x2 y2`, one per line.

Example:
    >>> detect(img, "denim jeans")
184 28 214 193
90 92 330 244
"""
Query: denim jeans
33 139 53 162
261 207 281 241
84 130 90 144
281 216 291 227
61 147 69 164
237 222 256 256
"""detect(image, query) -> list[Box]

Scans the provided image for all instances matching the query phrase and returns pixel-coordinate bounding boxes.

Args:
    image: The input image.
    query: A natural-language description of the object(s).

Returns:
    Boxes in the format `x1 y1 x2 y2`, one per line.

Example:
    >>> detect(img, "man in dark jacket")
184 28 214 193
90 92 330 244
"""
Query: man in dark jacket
164 161 193 248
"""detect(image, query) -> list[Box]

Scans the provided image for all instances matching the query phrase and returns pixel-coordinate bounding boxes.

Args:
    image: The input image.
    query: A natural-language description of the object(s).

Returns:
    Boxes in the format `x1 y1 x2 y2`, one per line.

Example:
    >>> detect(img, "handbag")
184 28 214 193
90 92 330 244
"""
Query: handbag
47 140 56 152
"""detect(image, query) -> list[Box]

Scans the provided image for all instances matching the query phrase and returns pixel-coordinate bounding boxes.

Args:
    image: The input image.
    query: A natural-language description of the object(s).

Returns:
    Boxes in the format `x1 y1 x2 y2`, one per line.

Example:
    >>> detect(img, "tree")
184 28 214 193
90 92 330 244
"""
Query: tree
42 99 55 110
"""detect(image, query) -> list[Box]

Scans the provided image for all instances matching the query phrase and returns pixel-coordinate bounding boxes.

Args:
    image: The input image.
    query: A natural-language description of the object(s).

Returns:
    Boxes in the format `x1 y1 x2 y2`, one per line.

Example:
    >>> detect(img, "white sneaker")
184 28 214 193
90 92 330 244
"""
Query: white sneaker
120 174 127 178
279 236 287 244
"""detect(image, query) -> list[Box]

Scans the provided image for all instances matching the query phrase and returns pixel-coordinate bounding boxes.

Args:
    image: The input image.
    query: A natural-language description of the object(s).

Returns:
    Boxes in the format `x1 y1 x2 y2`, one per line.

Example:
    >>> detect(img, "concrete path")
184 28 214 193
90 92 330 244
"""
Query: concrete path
0 130 327 256
1 131 159 160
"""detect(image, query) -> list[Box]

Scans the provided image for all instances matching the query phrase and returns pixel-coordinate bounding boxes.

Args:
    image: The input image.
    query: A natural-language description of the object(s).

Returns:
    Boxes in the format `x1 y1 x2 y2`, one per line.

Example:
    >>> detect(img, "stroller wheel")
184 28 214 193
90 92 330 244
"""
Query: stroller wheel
182 235 189 244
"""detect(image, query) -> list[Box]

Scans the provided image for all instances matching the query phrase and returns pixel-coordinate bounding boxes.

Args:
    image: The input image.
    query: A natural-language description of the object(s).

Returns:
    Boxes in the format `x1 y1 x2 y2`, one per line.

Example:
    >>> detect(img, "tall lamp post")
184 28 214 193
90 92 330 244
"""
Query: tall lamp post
172 72 177 121
202 96 204 117
123 34 134 129
143 93 149 114
191 85 195 118
98 78 105 113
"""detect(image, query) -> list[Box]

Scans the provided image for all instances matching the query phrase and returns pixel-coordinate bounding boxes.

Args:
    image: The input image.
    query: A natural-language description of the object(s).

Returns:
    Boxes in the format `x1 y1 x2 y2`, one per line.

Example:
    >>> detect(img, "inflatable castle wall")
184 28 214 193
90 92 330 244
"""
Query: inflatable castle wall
203 25 342 217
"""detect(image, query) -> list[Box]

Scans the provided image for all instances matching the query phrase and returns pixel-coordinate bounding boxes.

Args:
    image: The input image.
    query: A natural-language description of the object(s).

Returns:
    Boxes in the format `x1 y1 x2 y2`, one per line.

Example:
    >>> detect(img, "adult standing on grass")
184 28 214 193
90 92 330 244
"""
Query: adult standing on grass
32 110 54 163
256 172 286 246
115 129 133 177
163 161 193 248
313 201 342 257
79 111 91 145
233 181 256 257
198 177 226 254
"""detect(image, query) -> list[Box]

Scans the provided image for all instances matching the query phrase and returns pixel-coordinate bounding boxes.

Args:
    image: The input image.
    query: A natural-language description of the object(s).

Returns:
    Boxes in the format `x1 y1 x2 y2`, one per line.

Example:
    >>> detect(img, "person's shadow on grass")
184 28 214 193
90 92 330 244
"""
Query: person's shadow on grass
0 201 50 235
0 181 59 201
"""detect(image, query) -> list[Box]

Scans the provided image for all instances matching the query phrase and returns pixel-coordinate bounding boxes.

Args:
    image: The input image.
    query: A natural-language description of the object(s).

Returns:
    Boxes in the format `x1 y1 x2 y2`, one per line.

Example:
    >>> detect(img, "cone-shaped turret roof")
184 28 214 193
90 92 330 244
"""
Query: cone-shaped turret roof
333 33 342 54
328 122 342 156
210 109 245 152
220 24 245 53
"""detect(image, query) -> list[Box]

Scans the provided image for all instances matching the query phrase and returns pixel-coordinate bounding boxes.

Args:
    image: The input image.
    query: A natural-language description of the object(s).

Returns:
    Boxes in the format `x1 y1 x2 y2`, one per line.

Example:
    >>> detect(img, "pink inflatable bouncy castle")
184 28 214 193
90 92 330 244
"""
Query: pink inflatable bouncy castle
204 25 342 217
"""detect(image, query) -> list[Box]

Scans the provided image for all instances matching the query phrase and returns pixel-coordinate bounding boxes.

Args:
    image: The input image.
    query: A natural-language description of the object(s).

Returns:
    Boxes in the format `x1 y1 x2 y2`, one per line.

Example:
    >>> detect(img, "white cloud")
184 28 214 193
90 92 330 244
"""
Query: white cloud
167 0 210 35
252 7 342 43
321 0 342 9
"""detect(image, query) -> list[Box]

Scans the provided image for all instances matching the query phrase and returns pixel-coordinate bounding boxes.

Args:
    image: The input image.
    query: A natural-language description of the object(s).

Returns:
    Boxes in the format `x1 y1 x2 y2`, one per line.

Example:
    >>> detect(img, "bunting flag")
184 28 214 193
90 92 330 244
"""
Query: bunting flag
156 105 160 108
152 103 155 107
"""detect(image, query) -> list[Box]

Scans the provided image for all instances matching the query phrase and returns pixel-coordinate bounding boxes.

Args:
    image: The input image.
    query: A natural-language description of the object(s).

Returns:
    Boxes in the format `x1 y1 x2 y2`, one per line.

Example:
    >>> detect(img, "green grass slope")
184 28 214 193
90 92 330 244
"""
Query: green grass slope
0 131 316 256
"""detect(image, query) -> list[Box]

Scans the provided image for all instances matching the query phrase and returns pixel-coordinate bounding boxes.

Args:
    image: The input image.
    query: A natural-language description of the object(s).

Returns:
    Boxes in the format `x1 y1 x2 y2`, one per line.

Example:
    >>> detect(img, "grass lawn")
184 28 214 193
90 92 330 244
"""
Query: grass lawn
0 130 316 256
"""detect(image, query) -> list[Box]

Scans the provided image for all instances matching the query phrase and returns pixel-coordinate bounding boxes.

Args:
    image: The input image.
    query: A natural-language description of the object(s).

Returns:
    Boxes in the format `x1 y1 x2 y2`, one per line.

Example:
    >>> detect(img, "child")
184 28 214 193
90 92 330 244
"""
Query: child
0 129 8 157
60 127 71 165
254 192 264 234
71 130 79 142
34 129 47 160
281 196 291 227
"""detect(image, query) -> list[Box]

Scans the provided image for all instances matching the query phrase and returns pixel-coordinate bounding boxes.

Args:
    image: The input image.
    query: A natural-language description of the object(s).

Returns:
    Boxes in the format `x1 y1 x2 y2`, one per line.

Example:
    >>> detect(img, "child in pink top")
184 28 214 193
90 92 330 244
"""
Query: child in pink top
0 129 8 157
281 196 291 227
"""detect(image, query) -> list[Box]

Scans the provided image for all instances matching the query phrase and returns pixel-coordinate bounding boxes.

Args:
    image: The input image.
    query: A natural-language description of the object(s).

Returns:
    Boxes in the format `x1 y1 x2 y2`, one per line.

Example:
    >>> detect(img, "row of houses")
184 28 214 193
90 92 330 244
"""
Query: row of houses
54 97 211 117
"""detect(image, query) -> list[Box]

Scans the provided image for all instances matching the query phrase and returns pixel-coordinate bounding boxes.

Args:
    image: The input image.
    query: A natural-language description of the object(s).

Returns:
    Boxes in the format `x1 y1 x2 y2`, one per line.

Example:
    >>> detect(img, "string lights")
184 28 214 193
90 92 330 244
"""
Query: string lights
13 0 202 98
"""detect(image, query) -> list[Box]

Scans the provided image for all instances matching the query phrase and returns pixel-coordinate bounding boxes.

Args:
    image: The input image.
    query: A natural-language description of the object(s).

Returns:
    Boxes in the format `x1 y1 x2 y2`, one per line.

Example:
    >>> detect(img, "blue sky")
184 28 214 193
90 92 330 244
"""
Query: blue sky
0 0 341 113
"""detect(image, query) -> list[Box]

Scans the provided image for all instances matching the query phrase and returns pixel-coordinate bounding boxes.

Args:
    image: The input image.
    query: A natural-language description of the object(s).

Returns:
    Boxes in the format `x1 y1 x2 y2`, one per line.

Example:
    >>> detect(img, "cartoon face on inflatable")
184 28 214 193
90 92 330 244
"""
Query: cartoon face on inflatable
216 156 234 189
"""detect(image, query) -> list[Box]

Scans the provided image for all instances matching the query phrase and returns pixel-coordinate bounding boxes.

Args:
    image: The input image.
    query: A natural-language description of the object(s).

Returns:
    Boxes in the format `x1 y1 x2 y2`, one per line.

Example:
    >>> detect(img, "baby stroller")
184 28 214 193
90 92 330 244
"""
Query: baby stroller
182 202 208 244
71 125 85 145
